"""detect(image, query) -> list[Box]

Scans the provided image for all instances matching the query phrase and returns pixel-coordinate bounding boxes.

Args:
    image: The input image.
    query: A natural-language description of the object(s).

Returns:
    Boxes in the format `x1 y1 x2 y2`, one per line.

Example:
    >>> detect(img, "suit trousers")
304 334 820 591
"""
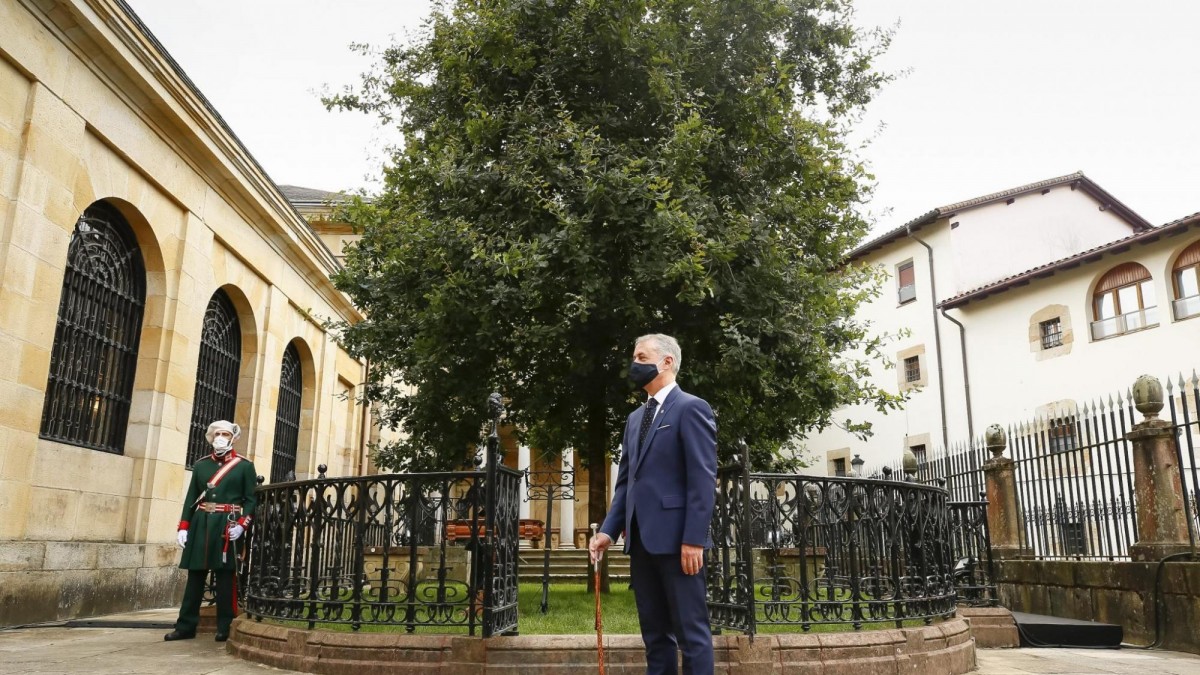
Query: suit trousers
174 569 236 634
629 517 714 675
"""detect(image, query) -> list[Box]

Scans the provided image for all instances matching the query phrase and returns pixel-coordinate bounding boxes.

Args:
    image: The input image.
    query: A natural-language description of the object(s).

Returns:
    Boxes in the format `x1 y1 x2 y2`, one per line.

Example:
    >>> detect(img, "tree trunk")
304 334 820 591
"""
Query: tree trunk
585 401 612 593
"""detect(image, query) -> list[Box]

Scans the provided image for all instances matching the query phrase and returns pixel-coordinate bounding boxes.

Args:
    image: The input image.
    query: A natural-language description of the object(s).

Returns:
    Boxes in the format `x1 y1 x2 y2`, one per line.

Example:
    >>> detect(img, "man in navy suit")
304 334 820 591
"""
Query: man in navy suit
590 333 718 675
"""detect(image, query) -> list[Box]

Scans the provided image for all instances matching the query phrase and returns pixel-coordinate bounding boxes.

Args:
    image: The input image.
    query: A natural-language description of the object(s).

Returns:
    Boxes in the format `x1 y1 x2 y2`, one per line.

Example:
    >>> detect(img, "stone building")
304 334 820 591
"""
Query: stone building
0 0 373 624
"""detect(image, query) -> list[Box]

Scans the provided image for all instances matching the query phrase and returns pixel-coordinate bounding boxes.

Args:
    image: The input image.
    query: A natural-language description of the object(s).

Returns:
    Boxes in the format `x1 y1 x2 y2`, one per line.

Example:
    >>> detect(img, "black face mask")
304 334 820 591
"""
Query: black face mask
628 358 662 388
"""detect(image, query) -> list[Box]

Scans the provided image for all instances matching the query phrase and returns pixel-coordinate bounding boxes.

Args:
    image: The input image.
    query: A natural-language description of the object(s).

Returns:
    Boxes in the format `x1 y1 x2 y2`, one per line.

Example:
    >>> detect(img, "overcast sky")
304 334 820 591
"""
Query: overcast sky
126 0 1200 233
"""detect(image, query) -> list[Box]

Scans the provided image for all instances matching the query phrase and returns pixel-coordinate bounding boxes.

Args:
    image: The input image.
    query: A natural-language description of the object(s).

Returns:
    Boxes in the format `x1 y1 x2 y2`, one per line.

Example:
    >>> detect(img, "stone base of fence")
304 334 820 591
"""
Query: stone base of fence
957 606 1019 648
996 559 1200 654
228 616 976 674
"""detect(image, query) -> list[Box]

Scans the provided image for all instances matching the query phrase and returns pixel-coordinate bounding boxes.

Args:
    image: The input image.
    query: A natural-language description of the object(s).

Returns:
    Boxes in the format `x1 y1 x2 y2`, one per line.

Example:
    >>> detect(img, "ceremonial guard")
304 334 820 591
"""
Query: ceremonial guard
164 420 258 642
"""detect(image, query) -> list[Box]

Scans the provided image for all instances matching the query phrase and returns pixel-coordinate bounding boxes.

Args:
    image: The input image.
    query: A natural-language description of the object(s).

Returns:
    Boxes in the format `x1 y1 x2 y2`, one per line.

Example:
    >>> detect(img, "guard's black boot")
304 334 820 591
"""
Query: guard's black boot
163 630 195 641
214 631 229 642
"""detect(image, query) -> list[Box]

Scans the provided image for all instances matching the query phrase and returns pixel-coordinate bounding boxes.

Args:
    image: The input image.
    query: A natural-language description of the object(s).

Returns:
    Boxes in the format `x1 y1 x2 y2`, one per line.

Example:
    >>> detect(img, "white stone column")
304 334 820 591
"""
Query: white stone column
517 445 532 549
518 444 531 520
560 448 576 548
611 449 622 547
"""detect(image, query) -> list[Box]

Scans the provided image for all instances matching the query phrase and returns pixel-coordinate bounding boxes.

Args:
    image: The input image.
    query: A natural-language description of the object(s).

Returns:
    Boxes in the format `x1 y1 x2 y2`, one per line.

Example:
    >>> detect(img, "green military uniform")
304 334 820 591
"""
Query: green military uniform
178 453 258 570
169 444 257 641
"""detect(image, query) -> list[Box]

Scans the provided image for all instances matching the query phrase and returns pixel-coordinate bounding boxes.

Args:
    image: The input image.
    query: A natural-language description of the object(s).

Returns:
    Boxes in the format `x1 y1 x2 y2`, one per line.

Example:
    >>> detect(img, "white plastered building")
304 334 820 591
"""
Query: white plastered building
801 173 1200 474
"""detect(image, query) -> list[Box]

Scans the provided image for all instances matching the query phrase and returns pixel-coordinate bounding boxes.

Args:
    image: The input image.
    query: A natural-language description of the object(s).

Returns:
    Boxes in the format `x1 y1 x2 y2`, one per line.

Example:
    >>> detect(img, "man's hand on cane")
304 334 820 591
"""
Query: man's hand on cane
589 531 612 564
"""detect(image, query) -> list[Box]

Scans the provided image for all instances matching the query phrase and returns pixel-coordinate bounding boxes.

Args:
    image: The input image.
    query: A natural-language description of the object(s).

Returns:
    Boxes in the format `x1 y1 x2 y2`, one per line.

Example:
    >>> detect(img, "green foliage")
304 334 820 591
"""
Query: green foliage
324 0 903 473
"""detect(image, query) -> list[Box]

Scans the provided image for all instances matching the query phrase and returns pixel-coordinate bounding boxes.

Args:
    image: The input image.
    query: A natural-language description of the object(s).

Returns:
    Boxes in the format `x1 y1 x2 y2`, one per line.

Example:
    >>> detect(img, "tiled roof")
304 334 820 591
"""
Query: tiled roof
847 172 1152 261
940 211 1200 309
279 185 349 205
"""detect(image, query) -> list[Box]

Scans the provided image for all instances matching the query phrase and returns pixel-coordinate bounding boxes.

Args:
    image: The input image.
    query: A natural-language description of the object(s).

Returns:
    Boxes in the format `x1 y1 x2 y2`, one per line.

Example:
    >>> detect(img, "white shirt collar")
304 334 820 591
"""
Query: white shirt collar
649 381 677 410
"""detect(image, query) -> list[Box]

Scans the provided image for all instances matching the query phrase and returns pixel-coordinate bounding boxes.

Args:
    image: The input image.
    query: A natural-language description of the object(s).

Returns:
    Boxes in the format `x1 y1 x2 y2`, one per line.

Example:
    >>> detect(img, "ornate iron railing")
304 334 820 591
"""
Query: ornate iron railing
707 446 957 635
947 499 996 607
244 467 520 636
243 396 520 636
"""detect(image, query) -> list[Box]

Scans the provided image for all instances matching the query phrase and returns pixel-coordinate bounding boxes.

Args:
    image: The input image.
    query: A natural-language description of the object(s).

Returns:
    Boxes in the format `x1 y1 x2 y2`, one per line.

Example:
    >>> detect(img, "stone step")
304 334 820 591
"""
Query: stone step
518 573 631 582
519 562 629 573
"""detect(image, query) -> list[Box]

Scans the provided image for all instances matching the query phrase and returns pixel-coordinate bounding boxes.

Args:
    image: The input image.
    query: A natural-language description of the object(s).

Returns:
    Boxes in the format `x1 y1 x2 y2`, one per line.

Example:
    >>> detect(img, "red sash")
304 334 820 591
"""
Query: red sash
207 455 243 489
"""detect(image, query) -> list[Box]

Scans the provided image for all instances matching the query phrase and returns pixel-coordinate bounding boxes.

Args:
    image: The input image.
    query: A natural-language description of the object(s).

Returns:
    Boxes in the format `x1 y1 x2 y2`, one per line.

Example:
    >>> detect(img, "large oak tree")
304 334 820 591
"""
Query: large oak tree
325 0 902 588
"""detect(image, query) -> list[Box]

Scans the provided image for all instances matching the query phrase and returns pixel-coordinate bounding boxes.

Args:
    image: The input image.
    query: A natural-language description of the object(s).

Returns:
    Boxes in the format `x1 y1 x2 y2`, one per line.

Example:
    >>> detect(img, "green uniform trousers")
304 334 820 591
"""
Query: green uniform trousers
173 569 236 634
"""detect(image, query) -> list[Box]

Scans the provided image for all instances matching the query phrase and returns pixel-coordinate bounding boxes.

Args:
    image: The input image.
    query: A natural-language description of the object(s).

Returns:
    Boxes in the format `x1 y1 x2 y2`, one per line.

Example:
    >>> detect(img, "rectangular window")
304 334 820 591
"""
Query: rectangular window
904 355 921 383
1174 265 1200 320
1094 290 1117 320
1040 318 1063 349
832 458 847 477
897 261 916 304
1048 417 1077 454
910 444 927 465
1060 521 1086 556
1177 265 1200 299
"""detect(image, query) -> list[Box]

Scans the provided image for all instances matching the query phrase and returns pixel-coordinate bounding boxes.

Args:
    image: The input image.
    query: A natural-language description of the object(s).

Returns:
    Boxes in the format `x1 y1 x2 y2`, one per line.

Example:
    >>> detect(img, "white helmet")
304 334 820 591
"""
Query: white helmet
205 420 241 456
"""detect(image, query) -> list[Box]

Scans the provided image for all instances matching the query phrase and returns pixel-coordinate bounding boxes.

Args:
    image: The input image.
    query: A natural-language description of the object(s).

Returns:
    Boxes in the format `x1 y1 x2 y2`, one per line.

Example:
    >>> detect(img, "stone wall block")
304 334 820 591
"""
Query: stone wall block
57 567 137 617
0 542 44 571
0 571 60 625
42 542 98 570
957 607 1019 649
0 481 31 539
97 543 144 569
142 543 180 568
133 564 184 608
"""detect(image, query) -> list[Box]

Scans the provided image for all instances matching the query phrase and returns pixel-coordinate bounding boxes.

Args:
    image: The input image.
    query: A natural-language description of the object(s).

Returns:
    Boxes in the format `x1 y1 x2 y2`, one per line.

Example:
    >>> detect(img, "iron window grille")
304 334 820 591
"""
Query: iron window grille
1039 318 1063 349
186 290 241 467
271 342 303 482
1048 417 1077 454
832 457 846 477
40 202 146 454
904 355 921 383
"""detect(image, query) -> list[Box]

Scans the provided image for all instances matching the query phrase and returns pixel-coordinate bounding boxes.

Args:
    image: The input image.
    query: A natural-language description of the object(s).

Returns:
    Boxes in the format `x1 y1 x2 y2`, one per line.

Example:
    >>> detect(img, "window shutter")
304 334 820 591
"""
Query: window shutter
1095 263 1151 293
1175 241 1200 270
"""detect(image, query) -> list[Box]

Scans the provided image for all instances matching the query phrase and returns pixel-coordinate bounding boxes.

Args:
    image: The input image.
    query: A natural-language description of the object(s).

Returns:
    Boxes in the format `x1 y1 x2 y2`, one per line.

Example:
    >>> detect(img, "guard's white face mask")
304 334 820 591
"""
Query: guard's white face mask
212 436 233 456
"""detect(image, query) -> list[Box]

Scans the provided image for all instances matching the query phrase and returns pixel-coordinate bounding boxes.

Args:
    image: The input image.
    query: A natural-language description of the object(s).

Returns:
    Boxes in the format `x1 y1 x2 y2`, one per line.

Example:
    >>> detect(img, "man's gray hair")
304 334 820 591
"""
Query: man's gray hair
635 333 682 375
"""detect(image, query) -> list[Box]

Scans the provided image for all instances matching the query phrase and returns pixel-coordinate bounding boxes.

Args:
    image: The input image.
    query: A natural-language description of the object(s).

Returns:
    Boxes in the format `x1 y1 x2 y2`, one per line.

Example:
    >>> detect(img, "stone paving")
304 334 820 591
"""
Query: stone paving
3 608 1200 674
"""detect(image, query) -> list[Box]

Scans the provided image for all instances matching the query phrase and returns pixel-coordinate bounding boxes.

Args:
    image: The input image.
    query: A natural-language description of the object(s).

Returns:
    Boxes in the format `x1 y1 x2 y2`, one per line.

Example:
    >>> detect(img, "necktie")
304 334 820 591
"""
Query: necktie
638 397 659 450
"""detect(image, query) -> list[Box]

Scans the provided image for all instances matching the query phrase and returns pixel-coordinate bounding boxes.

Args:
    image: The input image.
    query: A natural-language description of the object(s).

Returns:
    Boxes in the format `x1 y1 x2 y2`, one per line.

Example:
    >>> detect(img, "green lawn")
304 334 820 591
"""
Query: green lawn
258 582 944 635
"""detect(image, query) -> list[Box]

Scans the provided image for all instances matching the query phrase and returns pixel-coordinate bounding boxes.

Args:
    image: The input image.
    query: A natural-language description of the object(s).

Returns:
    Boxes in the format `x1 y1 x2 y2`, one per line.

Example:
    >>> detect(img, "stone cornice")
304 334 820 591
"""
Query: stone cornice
27 0 363 323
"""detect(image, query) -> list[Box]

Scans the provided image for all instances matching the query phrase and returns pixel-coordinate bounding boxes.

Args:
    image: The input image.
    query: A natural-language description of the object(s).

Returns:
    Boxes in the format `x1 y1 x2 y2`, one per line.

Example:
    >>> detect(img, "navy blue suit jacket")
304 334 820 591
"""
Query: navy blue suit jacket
600 386 718 555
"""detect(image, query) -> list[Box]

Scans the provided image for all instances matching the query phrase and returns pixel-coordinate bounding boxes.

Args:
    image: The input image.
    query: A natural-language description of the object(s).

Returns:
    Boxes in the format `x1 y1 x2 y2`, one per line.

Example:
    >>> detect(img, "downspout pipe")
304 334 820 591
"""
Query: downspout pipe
939 307 975 442
905 226 949 456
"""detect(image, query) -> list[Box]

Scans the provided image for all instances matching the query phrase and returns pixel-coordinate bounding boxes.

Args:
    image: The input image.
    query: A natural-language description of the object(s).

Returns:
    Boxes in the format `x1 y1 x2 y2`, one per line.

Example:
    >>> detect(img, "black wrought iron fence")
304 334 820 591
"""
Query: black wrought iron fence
242 395 520 636
947 499 996 607
870 443 985 503
243 465 521 636
706 446 957 635
868 371 1200 561
1166 373 1200 552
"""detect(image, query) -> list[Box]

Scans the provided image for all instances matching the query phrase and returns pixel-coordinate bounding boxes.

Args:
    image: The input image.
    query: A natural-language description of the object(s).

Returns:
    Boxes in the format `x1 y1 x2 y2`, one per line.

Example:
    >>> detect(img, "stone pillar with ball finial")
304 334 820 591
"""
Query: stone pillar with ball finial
983 424 1030 560
1126 375 1192 561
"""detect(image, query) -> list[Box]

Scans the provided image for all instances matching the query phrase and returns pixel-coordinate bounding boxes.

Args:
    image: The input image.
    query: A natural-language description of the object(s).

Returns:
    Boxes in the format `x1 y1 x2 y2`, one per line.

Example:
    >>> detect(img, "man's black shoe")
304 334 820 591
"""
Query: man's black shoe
163 630 195 641
214 631 229 642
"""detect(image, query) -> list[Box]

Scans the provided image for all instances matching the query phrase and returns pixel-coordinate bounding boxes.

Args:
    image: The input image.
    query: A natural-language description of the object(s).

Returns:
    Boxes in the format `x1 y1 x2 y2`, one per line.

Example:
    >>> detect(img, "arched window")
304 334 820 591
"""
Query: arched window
186 290 241 467
1171 241 1200 321
271 342 303 482
40 202 146 454
1090 262 1157 340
